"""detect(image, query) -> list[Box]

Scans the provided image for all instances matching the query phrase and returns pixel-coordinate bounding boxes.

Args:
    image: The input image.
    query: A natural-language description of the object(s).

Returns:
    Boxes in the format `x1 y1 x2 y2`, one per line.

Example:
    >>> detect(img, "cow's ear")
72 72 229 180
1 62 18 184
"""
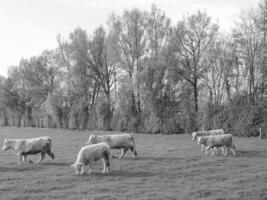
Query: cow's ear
90 134 96 140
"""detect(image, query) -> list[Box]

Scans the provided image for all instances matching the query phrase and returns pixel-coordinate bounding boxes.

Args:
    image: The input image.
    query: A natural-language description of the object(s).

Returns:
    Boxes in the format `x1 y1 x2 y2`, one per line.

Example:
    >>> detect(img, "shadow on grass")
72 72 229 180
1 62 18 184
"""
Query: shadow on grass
111 156 139 160
237 150 267 158
109 169 154 177
0 165 45 172
134 156 184 162
84 170 154 178
41 161 71 166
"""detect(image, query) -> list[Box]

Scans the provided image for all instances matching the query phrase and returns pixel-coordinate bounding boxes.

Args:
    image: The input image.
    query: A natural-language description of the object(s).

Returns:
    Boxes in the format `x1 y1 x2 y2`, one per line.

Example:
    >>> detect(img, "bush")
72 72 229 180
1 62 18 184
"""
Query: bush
204 94 265 137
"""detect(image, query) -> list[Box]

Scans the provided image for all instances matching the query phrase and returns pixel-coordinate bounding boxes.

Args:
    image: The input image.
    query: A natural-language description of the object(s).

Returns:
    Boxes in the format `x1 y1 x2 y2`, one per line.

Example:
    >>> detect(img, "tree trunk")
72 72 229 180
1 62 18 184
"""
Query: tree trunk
104 89 112 131
193 81 198 113
131 91 137 116
225 79 232 103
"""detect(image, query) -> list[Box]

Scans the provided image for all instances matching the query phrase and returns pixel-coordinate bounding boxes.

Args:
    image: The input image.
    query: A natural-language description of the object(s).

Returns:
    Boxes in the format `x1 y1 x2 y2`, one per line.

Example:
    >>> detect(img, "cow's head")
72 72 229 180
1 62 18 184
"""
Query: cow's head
192 132 197 141
86 134 97 145
197 137 204 145
2 138 11 151
70 162 84 174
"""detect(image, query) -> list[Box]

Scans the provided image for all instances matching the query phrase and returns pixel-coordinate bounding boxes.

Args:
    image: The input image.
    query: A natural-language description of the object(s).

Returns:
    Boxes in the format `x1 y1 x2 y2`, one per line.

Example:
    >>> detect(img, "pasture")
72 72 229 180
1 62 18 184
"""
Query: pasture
0 127 267 200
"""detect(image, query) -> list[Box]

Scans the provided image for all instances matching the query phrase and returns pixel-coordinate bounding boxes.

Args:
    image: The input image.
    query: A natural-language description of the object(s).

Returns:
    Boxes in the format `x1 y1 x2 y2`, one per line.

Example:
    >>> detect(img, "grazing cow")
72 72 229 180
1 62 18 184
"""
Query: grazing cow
71 143 110 175
197 134 236 156
86 134 137 159
2 136 55 165
192 129 225 152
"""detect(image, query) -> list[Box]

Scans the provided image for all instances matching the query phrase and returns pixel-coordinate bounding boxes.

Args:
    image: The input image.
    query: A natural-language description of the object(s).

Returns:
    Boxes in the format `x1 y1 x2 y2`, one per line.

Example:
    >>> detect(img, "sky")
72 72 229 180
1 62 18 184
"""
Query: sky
0 0 258 77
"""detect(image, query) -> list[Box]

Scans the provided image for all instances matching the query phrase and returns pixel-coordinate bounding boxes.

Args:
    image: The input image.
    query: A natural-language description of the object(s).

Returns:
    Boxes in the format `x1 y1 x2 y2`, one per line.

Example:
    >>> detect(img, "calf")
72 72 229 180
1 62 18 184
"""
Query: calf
192 129 225 152
2 136 55 164
71 143 110 175
86 134 137 159
197 134 236 156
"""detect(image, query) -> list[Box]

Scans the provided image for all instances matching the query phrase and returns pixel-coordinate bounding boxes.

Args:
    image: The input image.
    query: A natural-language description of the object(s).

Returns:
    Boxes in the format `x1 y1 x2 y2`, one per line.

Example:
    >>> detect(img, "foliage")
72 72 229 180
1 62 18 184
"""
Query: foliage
0 2 266 136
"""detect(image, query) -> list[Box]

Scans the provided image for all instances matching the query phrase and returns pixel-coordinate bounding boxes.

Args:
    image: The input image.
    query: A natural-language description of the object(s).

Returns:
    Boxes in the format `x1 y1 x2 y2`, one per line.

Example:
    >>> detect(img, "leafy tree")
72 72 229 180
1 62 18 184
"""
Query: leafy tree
170 10 219 115
108 8 146 124
86 26 117 130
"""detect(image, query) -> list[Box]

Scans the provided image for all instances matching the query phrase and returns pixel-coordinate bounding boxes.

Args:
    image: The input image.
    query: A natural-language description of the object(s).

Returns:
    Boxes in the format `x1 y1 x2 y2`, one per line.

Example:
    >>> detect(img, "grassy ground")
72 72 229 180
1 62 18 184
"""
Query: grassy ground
0 127 267 200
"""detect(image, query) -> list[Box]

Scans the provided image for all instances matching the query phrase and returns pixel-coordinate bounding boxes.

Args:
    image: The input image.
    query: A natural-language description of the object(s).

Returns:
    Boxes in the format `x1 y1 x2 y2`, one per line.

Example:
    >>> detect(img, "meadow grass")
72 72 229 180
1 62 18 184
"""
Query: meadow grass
0 127 267 200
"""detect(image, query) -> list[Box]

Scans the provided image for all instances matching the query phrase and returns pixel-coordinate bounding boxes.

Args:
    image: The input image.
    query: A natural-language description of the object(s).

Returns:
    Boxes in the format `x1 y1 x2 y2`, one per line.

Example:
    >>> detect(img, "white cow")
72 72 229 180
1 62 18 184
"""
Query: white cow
86 134 137 159
71 143 110 175
197 134 237 156
192 129 225 152
2 136 55 164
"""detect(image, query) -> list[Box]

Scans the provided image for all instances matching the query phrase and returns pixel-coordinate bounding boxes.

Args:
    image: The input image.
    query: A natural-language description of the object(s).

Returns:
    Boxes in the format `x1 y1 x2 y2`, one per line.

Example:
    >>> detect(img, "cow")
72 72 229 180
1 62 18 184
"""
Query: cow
197 134 237 156
71 143 110 175
86 134 137 159
192 129 225 152
2 136 55 165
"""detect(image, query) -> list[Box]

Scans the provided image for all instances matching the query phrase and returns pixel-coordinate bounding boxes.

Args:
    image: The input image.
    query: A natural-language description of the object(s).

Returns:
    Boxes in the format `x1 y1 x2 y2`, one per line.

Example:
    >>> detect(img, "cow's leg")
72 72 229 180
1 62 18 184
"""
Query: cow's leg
37 152 45 164
80 165 86 175
230 144 236 156
205 146 211 155
106 157 110 173
102 150 110 173
224 147 229 156
215 147 221 155
119 148 128 159
230 147 236 156
101 158 107 173
130 138 138 157
75 167 79 175
220 147 225 155
88 164 92 174
46 148 55 159
211 147 217 156
201 145 204 152
22 154 27 162
18 153 23 165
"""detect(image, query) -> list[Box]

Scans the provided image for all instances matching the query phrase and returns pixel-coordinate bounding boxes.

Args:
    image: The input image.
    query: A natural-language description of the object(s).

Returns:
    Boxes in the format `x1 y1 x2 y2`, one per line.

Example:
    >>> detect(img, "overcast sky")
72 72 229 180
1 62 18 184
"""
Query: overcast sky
0 0 258 77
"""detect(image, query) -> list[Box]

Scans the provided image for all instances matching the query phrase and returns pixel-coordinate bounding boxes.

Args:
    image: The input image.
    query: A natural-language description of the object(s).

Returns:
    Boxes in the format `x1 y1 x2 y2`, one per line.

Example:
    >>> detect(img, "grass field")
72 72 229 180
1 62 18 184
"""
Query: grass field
0 127 267 200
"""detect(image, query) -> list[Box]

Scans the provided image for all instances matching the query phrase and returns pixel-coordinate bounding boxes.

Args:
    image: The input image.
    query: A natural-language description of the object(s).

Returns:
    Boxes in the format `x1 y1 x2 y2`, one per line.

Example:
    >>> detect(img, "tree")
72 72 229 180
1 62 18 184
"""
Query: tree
0 69 26 126
234 9 262 104
57 28 100 129
255 0 267 98
170 10 219 115
141 4 174 134
108 8 146 123
86 26 117 130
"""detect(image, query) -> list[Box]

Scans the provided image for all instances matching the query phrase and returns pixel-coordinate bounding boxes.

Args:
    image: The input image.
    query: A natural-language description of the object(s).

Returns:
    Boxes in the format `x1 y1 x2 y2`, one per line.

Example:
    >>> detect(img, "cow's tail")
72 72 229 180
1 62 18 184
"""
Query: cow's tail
230 136 237 156
46 137 55 159
130 135 138 157
103 149 110 171
47 138 52 148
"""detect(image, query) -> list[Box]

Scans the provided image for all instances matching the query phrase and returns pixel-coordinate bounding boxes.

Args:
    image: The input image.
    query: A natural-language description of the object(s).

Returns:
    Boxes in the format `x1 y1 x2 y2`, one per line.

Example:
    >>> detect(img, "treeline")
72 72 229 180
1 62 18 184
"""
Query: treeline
0 2 266 136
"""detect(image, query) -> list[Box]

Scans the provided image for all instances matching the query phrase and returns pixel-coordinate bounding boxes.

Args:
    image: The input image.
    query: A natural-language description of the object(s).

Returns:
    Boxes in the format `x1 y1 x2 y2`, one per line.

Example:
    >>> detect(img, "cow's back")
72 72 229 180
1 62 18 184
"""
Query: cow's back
21 137 51 154
98 134 133 149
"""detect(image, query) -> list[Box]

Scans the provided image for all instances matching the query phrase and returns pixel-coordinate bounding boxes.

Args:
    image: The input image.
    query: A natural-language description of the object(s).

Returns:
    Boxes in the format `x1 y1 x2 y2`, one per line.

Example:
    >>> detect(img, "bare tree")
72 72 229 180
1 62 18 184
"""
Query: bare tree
108 8 146 119
234 9 262 104
170 10 219 114
86 26 117 130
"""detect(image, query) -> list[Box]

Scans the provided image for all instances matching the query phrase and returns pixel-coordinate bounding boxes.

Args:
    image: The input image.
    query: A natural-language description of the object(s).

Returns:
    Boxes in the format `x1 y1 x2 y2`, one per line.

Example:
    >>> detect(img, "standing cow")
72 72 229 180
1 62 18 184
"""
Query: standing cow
71 143 110 175
192 129 225 153
86 134 137 159
197 134 237 156
2 136 55 165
